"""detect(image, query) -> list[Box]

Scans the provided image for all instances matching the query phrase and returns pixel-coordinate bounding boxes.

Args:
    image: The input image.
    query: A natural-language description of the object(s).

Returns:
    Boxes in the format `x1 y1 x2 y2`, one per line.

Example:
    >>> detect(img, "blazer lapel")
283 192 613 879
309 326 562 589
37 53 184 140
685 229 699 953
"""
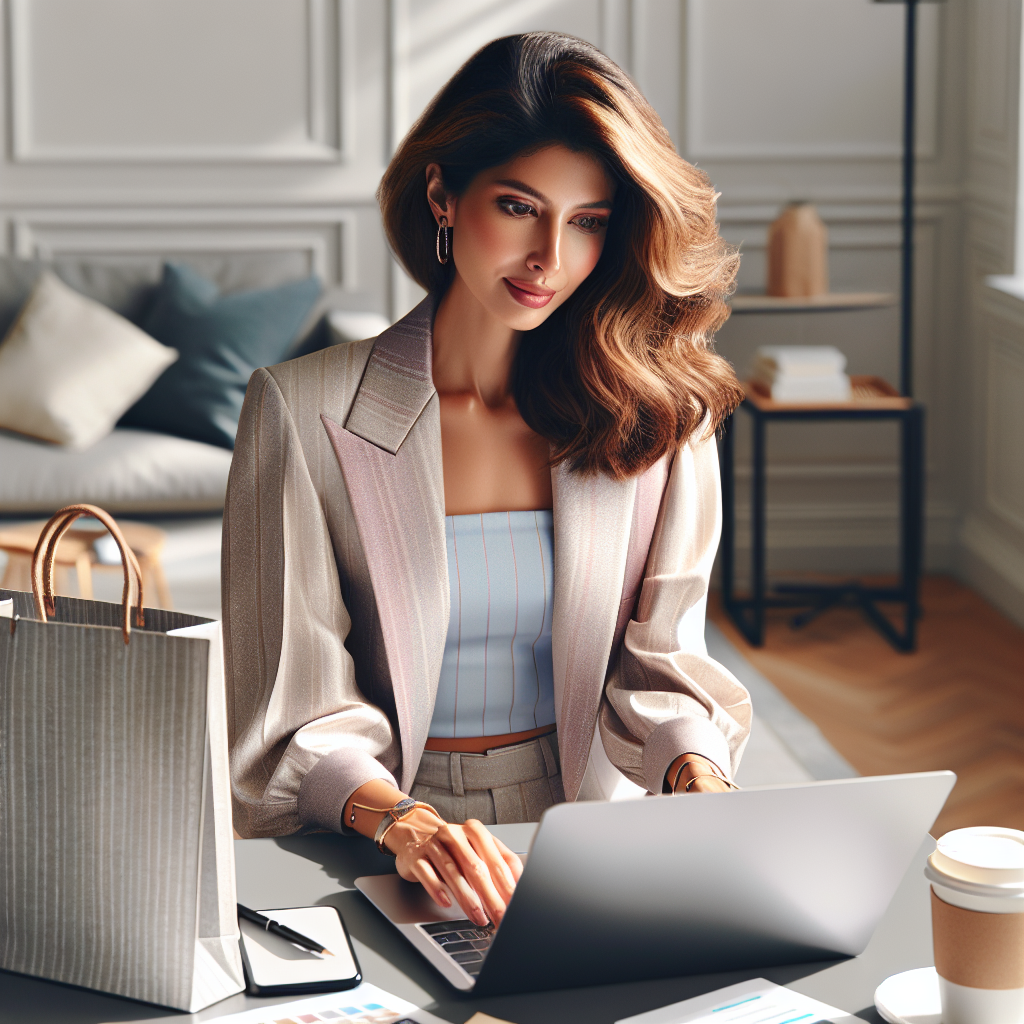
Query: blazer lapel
321 297 447 792
344 296 436 454
551 463 638 800
612 455 671 649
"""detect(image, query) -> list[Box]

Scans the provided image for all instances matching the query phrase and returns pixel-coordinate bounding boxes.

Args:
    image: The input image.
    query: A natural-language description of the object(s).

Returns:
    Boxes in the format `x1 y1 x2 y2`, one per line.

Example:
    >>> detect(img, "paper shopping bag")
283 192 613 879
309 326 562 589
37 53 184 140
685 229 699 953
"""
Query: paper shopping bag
0 504 244 1011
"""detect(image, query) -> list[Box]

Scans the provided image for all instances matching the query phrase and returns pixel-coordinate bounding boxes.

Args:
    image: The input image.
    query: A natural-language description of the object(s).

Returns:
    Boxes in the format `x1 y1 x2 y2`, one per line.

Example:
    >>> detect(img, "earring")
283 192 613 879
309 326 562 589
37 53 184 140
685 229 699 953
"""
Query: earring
436 216 451 265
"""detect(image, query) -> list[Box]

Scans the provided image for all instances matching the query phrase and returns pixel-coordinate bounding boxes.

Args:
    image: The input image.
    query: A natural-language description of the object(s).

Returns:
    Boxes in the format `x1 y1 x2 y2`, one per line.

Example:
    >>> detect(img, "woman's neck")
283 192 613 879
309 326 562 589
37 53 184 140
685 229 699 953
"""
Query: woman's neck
431 275 519 406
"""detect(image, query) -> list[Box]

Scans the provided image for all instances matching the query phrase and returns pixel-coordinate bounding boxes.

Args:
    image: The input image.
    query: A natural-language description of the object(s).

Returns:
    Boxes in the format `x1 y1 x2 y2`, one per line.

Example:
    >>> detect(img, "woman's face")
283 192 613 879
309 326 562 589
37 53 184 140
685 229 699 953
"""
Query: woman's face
428 144 615 332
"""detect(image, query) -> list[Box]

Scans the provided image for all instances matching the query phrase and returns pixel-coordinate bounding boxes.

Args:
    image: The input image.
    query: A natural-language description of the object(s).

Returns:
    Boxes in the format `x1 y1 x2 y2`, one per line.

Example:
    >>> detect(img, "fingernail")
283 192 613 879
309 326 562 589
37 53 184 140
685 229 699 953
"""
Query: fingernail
438 891 451 908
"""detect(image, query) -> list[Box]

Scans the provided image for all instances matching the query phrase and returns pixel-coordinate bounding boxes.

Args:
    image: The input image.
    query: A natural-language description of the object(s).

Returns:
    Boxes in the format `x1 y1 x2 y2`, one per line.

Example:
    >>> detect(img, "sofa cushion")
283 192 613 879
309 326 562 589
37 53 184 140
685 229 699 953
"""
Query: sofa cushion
0 427 233 514
290 308 391 358
0 253 323 351
0 257 163 341
120 262 321 449
0 272 178 448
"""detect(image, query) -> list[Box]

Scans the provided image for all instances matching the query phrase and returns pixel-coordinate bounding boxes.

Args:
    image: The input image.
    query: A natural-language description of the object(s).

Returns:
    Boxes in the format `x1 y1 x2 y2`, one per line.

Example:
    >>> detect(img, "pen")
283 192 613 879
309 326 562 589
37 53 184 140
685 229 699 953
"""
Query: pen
237 904 335 957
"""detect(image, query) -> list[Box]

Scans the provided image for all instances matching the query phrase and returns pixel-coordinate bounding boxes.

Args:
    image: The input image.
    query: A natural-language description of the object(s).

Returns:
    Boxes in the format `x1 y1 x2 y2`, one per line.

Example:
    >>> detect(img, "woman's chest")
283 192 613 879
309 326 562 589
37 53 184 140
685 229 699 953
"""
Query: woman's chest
438 393 552 516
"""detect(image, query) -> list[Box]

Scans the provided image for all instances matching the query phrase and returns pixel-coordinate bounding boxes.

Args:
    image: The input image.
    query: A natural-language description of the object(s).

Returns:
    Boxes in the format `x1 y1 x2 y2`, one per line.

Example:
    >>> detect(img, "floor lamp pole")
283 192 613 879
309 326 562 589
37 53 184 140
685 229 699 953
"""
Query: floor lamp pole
900 0 918 397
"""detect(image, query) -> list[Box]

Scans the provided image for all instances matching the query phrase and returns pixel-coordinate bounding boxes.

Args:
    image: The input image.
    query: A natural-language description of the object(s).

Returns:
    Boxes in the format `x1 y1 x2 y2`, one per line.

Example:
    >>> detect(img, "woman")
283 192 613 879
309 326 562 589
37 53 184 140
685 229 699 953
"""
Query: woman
224 32 750 932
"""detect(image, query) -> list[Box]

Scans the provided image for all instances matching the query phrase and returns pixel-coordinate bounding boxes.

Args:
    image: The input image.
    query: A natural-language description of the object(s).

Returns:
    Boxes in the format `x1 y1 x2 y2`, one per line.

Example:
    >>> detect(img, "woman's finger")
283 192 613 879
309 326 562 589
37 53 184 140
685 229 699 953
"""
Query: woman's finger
463 820 519 901
423 834 490 926
437 824 509 925
492 834 525 883
405 856 452 911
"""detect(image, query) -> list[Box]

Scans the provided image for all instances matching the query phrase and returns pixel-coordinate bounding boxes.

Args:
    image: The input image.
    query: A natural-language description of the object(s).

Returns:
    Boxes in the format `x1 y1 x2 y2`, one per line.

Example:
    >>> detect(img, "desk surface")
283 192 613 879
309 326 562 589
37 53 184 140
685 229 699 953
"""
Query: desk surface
0 827 936 1024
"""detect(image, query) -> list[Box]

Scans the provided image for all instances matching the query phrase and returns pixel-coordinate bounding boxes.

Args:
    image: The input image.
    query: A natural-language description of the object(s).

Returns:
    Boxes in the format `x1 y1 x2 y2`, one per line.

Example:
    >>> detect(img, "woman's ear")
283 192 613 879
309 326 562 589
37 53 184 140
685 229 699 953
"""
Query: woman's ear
425 163 457 226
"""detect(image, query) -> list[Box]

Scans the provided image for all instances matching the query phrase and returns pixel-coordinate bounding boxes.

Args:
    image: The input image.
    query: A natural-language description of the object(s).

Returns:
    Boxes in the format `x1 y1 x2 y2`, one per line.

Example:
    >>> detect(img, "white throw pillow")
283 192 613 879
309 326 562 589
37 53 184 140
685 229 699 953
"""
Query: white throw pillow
0 271 177 448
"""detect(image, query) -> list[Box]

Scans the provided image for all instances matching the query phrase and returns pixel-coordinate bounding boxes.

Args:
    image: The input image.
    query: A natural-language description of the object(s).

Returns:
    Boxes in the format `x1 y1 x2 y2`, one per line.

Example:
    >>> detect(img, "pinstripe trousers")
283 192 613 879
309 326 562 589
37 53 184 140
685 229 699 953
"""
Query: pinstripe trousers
410 731 564 824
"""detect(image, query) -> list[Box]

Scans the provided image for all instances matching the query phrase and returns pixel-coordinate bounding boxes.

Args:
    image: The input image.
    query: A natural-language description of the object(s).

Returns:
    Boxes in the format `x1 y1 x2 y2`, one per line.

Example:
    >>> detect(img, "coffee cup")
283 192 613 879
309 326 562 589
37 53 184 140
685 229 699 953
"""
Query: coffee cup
925 826 1024 1024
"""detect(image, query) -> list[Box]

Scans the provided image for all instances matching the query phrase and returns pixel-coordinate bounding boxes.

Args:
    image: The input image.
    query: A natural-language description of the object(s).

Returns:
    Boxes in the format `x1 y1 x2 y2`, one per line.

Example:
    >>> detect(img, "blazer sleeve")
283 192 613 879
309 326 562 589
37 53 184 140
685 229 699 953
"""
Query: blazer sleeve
223 368 400 839
598 431 751 794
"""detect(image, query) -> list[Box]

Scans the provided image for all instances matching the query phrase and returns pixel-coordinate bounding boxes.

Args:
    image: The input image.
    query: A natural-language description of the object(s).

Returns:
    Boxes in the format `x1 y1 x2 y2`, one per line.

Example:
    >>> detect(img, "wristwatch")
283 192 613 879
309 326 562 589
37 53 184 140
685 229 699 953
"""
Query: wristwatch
372 798 418 856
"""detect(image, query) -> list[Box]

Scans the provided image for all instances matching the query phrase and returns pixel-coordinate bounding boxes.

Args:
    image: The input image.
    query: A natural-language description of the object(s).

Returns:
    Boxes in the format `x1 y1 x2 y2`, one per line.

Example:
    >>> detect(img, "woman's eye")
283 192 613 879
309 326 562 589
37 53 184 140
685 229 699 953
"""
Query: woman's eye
572 215 606 233
498 198 536 218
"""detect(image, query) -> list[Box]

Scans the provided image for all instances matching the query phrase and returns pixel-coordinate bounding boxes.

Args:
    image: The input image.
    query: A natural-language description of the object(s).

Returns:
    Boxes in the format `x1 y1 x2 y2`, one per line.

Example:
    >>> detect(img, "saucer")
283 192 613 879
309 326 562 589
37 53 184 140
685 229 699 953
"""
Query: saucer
875 967 942 1024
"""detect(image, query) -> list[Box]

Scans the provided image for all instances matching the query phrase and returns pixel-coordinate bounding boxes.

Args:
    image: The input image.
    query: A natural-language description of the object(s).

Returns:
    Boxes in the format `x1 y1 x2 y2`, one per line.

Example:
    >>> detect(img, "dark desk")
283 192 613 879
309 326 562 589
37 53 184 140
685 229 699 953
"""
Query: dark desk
0 827 936 1024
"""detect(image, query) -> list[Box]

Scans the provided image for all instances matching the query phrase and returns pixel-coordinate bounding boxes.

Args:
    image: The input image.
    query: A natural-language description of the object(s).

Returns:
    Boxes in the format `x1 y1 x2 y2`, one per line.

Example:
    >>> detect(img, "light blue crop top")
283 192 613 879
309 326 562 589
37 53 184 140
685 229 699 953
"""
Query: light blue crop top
428 510 556 738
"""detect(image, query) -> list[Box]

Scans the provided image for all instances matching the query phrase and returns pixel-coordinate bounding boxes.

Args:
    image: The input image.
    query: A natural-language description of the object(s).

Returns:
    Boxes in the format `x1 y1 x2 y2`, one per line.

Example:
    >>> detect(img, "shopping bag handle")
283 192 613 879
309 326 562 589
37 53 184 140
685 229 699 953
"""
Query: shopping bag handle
31 504 145 644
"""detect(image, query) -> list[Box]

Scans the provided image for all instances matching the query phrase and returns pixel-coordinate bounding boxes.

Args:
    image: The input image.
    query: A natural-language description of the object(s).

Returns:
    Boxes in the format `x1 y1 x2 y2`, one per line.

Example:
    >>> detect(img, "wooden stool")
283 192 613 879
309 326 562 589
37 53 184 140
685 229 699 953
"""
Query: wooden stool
0 519 172 608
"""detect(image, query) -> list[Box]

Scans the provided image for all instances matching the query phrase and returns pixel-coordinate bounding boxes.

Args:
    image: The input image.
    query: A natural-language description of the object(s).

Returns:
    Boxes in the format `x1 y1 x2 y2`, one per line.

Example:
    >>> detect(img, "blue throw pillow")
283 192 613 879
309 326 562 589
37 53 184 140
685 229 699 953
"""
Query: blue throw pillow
120 262 320 448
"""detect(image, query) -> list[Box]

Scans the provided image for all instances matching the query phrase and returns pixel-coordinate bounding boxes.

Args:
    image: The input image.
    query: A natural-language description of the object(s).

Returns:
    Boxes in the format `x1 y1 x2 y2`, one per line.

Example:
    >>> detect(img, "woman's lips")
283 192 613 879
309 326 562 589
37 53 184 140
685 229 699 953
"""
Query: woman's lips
503 278 555 309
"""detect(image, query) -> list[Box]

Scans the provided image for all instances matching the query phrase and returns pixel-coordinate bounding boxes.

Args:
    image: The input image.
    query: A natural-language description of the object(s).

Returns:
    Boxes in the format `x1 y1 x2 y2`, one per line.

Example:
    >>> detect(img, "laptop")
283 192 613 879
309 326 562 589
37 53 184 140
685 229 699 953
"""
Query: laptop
355 771 954 995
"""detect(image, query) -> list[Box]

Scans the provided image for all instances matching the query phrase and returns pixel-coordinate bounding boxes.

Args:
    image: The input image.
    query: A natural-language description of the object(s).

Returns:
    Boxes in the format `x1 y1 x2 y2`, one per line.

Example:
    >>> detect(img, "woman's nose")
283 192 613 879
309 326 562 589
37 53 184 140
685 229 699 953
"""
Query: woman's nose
528 221 562 276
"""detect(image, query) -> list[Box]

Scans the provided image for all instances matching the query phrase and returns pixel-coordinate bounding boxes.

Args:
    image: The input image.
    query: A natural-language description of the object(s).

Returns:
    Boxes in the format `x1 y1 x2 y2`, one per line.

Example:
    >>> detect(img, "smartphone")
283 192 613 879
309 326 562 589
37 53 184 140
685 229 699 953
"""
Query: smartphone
239 905 361 997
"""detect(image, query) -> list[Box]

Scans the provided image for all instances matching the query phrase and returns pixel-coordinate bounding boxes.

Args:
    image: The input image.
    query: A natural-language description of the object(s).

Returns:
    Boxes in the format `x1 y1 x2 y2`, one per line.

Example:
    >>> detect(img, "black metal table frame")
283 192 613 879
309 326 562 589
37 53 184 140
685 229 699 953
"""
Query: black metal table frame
720 397 925 652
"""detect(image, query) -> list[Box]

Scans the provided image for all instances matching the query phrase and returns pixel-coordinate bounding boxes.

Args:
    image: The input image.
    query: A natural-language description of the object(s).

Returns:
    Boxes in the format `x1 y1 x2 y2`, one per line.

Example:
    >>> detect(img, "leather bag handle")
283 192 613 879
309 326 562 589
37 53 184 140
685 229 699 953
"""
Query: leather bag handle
30 504 145 644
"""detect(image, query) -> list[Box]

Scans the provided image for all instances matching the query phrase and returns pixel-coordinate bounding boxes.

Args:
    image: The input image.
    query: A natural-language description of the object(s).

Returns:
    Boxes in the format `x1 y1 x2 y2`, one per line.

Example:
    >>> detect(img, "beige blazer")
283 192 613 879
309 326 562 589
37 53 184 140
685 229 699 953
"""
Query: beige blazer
223 297 751 839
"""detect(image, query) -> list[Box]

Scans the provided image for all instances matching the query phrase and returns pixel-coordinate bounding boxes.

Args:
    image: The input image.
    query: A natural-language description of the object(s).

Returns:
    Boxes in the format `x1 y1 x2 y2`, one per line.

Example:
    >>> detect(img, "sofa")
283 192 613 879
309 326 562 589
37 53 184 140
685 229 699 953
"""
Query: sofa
0 253 389 516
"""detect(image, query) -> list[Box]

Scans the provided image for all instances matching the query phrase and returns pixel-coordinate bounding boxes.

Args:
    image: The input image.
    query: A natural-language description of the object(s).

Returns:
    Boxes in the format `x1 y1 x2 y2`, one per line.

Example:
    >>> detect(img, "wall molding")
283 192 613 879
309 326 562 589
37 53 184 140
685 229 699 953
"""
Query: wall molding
711 184 965 214
721 498 959 574
969 0 1021 165
958 514 1024 626
7 0 354 164
7 207 359 289
730 461 899 484
985 328 1024 532
685 0 942 163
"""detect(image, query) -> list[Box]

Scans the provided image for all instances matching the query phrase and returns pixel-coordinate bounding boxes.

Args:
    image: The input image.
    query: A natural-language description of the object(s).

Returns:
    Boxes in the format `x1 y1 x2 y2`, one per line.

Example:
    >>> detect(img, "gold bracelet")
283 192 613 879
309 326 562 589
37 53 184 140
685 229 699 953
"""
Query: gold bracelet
670 756 740 793
683 774 742 792
375 802 442 856
669 759 705 793
355 799 441 855
349 797 440 825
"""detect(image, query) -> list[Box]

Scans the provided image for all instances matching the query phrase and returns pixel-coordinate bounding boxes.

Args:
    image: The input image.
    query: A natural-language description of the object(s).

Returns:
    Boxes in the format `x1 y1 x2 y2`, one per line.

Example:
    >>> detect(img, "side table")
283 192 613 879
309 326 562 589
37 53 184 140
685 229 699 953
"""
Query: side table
720 375 924 652
0 519 172 608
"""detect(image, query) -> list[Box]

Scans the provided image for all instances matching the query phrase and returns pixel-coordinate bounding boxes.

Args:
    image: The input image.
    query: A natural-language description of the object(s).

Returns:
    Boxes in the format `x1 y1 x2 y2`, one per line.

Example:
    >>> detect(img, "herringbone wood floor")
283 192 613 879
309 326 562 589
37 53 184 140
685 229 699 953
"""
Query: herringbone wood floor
709 576 1024 837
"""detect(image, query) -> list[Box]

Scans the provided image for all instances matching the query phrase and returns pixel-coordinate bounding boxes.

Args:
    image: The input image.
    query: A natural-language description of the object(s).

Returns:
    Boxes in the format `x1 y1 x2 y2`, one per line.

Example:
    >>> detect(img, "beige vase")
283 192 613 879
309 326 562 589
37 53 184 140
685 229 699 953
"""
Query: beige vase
766 202 829 297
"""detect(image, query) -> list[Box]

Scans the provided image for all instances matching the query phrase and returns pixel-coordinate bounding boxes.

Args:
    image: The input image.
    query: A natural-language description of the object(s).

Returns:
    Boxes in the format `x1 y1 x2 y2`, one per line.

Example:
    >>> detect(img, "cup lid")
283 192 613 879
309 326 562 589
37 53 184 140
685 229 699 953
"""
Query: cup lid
930 827 1024 886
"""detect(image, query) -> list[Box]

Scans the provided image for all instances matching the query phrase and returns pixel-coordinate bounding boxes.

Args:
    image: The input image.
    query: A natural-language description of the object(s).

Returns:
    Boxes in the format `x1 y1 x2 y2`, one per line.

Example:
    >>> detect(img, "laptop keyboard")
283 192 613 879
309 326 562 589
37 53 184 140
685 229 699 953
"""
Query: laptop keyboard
419 919 494 977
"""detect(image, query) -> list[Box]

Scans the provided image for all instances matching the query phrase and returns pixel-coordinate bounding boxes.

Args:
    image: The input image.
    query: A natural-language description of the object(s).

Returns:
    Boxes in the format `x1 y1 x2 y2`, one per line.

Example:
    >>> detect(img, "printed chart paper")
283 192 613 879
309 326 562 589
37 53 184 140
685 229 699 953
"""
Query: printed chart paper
103 982 445 1024
616 978 859 1024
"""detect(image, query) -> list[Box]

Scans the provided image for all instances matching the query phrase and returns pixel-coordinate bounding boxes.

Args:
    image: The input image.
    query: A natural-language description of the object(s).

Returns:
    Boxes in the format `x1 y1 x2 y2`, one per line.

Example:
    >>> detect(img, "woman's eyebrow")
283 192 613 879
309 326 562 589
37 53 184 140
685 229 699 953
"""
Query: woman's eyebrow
494 178 612 210
494 178 547 201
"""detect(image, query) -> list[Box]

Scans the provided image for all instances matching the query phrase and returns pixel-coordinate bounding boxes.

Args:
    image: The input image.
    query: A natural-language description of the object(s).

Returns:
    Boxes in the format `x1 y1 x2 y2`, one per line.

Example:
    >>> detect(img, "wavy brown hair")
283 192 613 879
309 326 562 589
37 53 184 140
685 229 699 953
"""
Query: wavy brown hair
378 32 742 478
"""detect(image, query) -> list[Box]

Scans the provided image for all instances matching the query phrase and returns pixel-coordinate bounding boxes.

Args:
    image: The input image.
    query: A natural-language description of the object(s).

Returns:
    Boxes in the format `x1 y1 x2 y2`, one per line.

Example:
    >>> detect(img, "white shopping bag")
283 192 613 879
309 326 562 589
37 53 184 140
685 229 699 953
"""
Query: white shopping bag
0 505 244 1011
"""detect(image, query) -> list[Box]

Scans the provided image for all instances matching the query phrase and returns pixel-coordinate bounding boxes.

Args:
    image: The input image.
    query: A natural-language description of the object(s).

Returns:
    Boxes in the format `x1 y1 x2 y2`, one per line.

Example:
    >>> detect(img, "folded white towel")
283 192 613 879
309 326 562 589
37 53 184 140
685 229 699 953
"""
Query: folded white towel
766 373 852 402
753 345 848 380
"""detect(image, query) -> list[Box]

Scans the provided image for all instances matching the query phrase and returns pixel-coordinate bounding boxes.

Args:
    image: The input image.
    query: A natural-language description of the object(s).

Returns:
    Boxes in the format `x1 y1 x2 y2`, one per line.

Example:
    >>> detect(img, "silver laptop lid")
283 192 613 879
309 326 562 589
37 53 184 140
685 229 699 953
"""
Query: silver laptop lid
474 772 954 994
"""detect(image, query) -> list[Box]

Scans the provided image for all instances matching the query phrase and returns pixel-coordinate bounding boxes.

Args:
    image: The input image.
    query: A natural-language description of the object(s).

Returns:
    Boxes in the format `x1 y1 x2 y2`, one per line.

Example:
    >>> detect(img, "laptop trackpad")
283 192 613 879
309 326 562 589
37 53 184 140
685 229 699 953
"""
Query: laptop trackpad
356 873 466 925
355 847 529 927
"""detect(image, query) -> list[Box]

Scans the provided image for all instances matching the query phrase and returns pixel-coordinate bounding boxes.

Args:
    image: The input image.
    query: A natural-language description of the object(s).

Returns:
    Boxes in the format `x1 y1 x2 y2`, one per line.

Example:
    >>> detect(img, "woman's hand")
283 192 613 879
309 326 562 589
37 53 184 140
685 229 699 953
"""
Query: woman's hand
344 780 523 927
386 810 522 927
666 752 735 794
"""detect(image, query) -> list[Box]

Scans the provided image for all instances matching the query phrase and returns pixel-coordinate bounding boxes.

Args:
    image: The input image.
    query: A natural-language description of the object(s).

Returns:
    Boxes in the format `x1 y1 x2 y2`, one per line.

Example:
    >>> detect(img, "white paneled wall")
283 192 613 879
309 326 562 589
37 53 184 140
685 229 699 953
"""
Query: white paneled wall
0 0 391 317
0 0 1020 618
958 0 1024 623
0 0 680 318
696 0 963 581
10 0 343 161
686 0 940 162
